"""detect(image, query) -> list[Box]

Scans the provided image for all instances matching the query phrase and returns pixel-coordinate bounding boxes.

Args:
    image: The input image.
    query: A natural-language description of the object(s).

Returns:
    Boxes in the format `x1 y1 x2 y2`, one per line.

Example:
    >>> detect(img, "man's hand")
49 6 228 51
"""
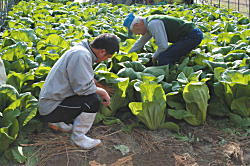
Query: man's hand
96 87 111 106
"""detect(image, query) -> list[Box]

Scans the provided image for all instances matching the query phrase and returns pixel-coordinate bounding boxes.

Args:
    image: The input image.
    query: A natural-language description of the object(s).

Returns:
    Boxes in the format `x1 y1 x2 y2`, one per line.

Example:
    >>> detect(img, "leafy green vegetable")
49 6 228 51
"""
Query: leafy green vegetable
143 65 169 77
129 80 179 131
118 61 146 72
182 82 210 126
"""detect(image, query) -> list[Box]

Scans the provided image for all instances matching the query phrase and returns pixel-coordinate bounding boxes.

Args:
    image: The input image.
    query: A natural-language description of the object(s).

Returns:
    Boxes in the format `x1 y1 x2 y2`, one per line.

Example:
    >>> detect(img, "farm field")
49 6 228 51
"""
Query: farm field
0 0 249 165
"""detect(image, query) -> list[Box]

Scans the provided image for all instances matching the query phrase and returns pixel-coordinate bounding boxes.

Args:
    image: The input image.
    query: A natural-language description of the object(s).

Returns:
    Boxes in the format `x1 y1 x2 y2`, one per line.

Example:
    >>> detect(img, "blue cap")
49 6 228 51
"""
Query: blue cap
123 13 135 37
123 13 135 29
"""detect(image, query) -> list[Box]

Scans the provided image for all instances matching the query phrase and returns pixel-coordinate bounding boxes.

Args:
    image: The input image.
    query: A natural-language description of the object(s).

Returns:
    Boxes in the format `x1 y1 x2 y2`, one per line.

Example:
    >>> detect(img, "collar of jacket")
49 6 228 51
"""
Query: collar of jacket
79 39 97 63
143 18 148 28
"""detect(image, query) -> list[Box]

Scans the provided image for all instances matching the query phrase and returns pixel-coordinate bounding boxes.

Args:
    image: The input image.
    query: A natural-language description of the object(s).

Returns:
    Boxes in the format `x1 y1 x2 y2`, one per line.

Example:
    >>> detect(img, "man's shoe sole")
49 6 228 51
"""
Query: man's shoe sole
48 123 72 133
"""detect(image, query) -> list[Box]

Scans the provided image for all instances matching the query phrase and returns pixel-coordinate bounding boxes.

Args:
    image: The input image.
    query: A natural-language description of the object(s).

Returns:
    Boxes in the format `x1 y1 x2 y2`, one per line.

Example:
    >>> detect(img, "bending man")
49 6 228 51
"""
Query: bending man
123 13 203 66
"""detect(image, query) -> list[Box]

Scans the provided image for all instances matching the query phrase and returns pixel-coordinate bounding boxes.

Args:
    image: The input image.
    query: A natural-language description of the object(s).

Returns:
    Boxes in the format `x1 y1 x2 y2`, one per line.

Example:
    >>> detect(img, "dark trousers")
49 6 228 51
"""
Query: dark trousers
39 93 100 124
157 28 203 66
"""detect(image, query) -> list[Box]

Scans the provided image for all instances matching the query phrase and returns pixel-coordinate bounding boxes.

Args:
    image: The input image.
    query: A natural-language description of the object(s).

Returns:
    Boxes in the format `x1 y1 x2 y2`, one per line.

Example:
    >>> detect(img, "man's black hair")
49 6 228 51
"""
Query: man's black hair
90 34 120 55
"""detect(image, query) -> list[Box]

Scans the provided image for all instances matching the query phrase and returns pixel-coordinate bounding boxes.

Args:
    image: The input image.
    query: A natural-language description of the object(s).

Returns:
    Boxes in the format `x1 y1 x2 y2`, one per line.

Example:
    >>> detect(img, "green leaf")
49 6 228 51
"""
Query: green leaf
203 60 228 70
143 65 169 77
95 70 119 83
160 122 180 132
171 81 182 91
4 93 38 126
10 29 37 43
129 82 166 130
167 109 193 119
2 109 21 127
2 42 27 61
113 145 130 156
118 61 146 72
177 72 189 84
0 84 19 111
183 82 210 126
45 34 70 49
166 91 185 109
114 53 138 63
182 67 194 78
224 22 236 32
120 39 136 52
231 97 250 117
9 59 26 73
221 69 250 84
140 81 166 102
237 17 249 25
229 113 250 128
224 53 248 62
129 101 165 130
100 78 130 116
207 96 231 117
94 63 108 72
214 67 226 81
117 68 137 80
6 71 35 92
34 66 51 78
0 127 14 152
2 37 16 48
11 146 26 163
188 70 202 82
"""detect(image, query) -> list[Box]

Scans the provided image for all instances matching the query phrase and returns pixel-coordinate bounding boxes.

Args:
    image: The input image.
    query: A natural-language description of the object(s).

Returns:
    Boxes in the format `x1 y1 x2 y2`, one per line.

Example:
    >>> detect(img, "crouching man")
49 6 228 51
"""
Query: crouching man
38 34 120 149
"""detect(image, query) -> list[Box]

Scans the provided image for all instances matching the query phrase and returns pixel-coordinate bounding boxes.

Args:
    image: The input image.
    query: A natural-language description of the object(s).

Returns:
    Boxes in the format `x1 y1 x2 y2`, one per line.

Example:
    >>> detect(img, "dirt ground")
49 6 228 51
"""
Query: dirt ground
25 117 250 166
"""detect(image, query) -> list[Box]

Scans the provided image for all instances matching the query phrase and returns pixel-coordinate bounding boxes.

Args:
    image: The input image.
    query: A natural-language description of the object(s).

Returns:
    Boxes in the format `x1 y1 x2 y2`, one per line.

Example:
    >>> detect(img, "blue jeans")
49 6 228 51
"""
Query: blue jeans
157 28 203 66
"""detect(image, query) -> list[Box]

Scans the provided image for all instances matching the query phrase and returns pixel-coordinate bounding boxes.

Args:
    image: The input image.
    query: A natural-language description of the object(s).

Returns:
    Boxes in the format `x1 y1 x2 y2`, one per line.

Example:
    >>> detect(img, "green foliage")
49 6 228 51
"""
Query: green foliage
0 0 249 163
166 81 210 126
129 80 179 131
0 85 38 163
182 82 210 126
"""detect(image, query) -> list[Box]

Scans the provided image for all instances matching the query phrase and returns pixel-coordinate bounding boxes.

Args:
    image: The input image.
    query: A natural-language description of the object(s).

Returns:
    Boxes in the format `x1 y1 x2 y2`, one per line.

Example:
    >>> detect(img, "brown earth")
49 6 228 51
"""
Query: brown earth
24 117 250 166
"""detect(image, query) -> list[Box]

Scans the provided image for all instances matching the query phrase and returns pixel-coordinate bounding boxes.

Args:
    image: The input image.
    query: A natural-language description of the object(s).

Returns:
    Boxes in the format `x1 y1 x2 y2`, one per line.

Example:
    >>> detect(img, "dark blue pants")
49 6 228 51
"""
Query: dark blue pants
157 28 203 66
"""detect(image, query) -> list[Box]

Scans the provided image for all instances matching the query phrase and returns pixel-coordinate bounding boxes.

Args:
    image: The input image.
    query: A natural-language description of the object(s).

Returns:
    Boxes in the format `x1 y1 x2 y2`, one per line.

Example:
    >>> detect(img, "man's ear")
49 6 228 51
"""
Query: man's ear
99 49 107 56
139 19 144 25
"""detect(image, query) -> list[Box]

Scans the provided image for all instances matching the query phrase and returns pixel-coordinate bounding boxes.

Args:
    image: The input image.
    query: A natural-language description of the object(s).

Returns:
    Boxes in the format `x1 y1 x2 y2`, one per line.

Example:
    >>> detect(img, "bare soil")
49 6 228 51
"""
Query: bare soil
26 117 250 166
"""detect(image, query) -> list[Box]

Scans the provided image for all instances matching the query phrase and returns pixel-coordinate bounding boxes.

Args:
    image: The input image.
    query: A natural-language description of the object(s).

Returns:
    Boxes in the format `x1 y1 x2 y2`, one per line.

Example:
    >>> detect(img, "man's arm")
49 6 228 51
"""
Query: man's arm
129 32 152 53
148 19 169 58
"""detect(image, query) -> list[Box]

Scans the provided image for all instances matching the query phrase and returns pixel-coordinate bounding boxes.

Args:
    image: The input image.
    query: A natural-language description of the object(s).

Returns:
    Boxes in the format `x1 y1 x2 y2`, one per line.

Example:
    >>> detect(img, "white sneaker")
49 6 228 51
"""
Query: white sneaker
48 122 73 132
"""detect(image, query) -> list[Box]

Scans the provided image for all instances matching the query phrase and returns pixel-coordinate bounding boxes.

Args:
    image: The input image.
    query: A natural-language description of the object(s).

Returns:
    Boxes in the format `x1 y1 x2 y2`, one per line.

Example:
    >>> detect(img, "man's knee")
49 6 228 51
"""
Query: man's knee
90 94 101 113
82 94 101 113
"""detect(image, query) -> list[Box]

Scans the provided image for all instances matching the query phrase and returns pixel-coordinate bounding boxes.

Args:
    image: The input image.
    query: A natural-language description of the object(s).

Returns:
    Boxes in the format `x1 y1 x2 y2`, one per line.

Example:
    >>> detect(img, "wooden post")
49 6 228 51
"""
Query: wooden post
237 0 239 11
0 0 2 25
